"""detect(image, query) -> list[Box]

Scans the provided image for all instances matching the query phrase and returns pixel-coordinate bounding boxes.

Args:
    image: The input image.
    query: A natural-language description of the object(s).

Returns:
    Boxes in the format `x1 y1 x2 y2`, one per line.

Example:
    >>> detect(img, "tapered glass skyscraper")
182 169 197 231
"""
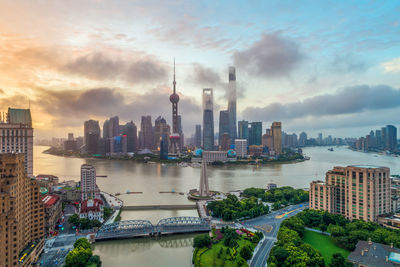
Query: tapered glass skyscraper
228 67 237 142
203 88 214 150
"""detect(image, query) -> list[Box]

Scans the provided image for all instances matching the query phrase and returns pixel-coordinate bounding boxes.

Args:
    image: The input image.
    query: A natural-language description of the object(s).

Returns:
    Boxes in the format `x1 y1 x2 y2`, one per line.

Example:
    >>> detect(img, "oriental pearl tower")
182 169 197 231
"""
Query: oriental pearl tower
169 60 180 155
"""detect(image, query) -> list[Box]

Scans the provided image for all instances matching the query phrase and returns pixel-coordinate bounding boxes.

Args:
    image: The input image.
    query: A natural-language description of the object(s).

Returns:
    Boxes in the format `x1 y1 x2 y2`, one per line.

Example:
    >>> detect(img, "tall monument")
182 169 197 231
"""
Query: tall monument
169 60 181 154
199 160 209 196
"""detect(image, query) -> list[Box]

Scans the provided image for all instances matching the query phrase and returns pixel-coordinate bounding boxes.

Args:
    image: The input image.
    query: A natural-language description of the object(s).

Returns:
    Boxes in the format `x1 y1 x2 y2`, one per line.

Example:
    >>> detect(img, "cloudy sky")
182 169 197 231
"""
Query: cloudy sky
0 0 399 139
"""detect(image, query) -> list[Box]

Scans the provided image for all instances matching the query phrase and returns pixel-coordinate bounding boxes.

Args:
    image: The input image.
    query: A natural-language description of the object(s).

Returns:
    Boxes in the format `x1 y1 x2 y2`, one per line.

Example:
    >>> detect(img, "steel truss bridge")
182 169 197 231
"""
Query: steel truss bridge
96 216 210 241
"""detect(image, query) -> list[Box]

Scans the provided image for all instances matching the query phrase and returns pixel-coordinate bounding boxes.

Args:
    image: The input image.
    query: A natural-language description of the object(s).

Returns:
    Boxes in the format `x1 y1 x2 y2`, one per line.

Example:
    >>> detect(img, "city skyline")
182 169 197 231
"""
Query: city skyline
0 1 400 138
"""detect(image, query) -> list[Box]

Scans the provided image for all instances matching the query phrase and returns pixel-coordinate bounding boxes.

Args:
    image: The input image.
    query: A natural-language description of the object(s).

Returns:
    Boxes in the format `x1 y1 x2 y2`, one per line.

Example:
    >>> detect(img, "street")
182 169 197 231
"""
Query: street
243 203 307 267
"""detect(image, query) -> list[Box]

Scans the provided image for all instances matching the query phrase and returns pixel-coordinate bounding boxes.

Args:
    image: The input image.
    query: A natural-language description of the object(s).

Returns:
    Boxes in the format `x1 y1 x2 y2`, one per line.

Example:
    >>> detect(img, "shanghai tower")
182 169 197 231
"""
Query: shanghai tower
228 66 237 142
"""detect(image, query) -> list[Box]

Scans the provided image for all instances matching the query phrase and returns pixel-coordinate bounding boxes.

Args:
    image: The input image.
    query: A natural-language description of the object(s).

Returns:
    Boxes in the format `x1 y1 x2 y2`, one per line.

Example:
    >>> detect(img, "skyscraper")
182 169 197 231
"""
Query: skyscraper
0 108 33 176
154 116 171 150
238 120 249 142
249 122 262 146
140 116 154 150
84 120 100 144
169 61 181 154
160 134 169 160
80 164 98 201
262 129 274 151
385 125 397 151
122 121 138 153
103 120 110 139
0 154 45 266
203 88 214 151
271 122 282 154
195 124 202 148
219 110 230 146
227 66 237 142
108 116 120 138
299 132 307 147
219 133 231 151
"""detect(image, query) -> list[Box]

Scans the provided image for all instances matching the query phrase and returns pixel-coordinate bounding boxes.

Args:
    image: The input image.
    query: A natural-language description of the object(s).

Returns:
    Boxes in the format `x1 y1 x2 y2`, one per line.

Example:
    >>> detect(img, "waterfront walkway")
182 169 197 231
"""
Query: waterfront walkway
122 204 196 210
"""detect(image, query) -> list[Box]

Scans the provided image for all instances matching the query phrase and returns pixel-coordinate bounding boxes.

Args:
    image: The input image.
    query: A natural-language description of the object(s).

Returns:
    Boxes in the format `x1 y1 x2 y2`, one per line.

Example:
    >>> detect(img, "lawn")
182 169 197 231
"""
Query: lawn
302 229 350 265
195 236 254 267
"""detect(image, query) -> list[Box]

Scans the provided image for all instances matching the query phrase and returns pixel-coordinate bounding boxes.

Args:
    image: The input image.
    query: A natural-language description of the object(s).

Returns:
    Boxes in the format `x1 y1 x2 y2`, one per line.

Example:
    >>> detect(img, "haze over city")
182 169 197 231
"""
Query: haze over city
0 1 399 138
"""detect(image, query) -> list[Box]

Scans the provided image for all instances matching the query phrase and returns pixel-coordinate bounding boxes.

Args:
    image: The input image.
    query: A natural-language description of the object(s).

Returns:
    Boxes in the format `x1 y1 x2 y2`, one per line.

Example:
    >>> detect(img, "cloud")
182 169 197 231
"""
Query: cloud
382 57 400 73
191 63 222 86
329 53 367 73
242 84 400 122
31 87 201 132
233 33 303 78
62 53 167 84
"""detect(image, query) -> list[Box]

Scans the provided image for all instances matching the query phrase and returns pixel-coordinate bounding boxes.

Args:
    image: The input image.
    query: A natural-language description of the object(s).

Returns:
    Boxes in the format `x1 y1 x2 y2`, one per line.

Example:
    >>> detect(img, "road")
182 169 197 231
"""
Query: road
243 203 308 267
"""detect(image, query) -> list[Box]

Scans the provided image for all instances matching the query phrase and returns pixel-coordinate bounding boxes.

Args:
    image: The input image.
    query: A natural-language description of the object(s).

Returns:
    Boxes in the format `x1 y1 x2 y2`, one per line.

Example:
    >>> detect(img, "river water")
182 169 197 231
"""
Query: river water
33 145 400 266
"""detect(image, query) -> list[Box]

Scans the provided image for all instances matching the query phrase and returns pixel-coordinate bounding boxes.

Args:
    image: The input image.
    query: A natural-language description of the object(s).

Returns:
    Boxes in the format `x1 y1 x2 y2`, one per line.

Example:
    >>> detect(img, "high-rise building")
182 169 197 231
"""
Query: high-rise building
154 116 171 150
271 122 282 154
0 108 33 176
169 61 181 154
139 116 154 150
310 165 391 222
68 133 74 140
228 67 237 142
238 120 249 142
160 134 169 160
262 129 274 151
385 125 397 151
299 132 307 147
317 133 323 145
177 115 184 150
381 127 387 150
203 88 214 151
108 116 120 138
84 120 100 145
80 164 98 201
235 139 247 158
249 122 262 146
195 125 202 148
122 121 138 153
219 133 231 151
0 154 45 266
103 120 110 139
219 110 230 146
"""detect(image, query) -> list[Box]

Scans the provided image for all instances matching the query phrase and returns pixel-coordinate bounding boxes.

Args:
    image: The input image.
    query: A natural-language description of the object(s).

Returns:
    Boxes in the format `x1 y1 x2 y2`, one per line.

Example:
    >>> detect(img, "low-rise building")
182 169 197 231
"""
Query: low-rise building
36 174 59 192
79 198 104 223
234 139 247 158
267 183 277 190
378 214 400 230
42 195 62 235
348 240 400 267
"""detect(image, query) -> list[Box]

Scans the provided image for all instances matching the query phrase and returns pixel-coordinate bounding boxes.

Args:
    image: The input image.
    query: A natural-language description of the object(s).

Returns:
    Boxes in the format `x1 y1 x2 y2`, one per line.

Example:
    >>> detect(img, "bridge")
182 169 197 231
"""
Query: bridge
95 216 210 241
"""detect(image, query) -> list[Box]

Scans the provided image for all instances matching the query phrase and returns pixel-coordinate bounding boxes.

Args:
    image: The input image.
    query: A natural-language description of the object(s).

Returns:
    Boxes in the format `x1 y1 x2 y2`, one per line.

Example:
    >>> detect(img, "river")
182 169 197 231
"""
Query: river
33 145 400 266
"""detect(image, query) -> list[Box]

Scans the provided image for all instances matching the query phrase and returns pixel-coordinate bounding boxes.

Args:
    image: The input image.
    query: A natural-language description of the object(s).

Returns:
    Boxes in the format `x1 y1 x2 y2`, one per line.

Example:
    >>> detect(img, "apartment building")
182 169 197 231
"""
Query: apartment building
310 165 391 222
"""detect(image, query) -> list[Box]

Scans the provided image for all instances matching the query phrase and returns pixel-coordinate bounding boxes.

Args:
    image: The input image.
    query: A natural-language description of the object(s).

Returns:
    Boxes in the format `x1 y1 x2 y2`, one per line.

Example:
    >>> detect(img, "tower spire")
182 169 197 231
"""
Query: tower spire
173 57 176 93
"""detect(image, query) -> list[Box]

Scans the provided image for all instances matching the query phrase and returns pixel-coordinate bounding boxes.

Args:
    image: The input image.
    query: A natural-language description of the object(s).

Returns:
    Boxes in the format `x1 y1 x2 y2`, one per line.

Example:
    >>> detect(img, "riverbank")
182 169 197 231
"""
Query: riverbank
43 146 306 166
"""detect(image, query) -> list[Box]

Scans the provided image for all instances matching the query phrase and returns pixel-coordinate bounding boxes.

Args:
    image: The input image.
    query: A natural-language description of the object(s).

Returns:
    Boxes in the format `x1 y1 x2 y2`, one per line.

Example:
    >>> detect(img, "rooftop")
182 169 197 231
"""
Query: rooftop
349 165 384 169
7 108 32 127
348 240 400 267
42 195 59 207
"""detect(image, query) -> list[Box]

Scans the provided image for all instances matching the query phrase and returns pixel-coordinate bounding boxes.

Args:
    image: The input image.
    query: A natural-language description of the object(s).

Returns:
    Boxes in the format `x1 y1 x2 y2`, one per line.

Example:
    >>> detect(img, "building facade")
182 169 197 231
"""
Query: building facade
249 122 262 146
271 122 282 155
195 124 202 148
219 110 230 147
139 116 154 150
0 154 45 267
227 66 237 142
0 108 33 176
310 165 391 222
202 88 214 151
80 164 99 201
238 120 249 142
79 198 104 223
235 139 247 158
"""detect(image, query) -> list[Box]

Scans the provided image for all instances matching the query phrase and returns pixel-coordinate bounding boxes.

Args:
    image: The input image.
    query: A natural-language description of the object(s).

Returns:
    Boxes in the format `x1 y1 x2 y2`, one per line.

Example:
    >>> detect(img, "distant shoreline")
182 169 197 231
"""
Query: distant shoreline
42 147 306 166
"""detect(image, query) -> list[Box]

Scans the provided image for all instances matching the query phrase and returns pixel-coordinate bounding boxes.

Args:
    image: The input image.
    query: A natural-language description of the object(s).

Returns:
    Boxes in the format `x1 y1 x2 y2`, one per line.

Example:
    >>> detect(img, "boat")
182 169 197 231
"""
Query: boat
115 192 121 196
304 156 311 160
328 148 334 151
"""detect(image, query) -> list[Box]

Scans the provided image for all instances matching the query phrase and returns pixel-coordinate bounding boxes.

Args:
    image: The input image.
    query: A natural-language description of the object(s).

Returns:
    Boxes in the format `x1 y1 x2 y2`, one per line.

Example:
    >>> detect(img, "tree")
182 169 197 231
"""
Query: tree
74 238 91 250
271 246 289 262
330 253 351 267
65 247 93 267
69 214 80 226
327 224 345 237
236 257 248 267
193 234 211 248
87 255 102 267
